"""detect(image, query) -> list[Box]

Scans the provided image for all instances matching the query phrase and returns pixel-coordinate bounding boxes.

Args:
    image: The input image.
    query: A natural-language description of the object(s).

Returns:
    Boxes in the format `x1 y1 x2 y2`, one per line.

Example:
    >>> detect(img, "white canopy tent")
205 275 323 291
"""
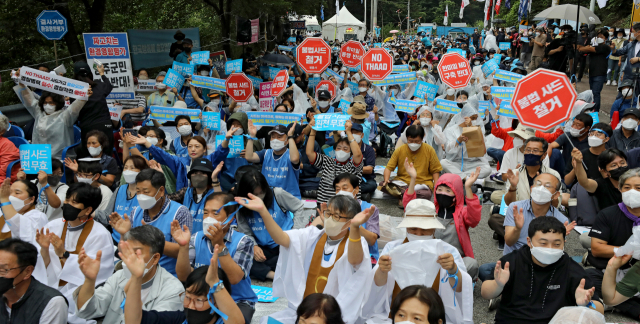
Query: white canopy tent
322 6 366 41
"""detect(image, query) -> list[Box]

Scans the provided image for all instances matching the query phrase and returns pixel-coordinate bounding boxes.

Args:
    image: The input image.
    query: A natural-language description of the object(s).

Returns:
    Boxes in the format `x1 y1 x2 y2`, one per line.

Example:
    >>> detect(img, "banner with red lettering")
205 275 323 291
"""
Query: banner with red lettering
19 66 90 100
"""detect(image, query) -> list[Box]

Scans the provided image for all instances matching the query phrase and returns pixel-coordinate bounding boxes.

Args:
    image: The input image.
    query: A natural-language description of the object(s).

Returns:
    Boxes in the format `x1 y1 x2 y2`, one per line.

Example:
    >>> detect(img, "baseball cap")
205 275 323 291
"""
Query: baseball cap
188 158 214 177
351 123 364 132
268 125 288 135
622 108 640 119
286 122 304 138
318 90 332 100
397 199 445 230
508 124 537 140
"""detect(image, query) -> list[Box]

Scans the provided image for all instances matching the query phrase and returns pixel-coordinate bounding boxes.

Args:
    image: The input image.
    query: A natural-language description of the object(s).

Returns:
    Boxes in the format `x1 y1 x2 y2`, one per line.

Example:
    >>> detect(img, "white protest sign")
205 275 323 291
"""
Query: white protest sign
19 66 90 100
83 32 135 100
108 103 123 121
137 79 156 92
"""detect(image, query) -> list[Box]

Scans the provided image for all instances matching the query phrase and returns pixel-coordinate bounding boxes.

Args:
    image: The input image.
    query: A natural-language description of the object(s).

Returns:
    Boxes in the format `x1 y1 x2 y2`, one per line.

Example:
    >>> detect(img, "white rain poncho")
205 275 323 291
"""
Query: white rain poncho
396 105 447 157
548 307 605 324
483 30 500 52
570 90 596 119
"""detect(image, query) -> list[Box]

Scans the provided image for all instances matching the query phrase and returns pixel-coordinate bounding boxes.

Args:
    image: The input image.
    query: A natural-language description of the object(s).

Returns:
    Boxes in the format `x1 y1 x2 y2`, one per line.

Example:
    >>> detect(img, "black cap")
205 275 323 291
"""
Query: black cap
73 61 91 75
317 90 332 100
188 158 214 177
286 122 304 138
268 125 288 135
622 108 640 119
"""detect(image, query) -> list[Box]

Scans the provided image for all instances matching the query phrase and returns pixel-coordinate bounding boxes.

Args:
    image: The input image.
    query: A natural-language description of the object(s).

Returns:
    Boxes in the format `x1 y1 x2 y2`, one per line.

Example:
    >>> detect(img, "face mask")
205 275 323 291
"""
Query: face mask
596 38 605 44
406 233 434 242
232 128 243 136
536 32 541 36
139 75 149 80
47 175 62 187
530 242 564 265
122 170 139 184
43 104 57 114
474 61 480 66
178 125 192 136
156 83 167 90
512 137 524 147
202 217 221 232
184 308 216 324
569 126 584 137
335 150 351 162
63 203 87 221
146 137 159 146
0 274 21 295
622 118 639 130
390 89 399 96
435 193 455 207
524 153 542 166
191 174 209 189
211 99 221 108
446 88 455 96
137 189 162 210
270 139 285 151
324 216 348 237
531 185 554 205
622 88 633 98
358 87 368 93
419 117 432 126
336 190 355 198
353 134 362 143
408 143 421 151
77 176 94 184
88 146 102 157
339 73 346 77
9 195 31 212
333 67 339 72
588 136 604 147
122 256 155 279
318 100 329 108
622 189 640 209
608 166 629 181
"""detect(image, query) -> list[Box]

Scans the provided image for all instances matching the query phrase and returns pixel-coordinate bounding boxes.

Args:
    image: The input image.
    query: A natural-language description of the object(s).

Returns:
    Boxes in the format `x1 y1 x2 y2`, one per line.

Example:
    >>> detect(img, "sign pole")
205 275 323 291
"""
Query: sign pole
54 40 58 66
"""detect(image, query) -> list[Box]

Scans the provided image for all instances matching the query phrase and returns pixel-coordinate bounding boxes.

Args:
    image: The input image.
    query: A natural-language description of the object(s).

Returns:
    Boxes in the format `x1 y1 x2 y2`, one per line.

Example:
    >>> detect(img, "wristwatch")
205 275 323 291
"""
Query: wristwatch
218 246 229 257
62 251 70 259
214 281 225 293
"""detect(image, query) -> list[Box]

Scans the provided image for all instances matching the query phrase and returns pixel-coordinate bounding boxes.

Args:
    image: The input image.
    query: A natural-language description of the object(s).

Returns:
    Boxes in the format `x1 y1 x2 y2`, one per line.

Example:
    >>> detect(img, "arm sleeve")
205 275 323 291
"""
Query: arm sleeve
101 75 114 96
40 296 68 324
462 194 482 228
385 148 399 171
274 187 305 220
94 186 118 225
365 206 380 236
615 263 640 297
535 128 565 143
432 125 447 146
503 202 516 227
149 145 183 176
491 121 509 140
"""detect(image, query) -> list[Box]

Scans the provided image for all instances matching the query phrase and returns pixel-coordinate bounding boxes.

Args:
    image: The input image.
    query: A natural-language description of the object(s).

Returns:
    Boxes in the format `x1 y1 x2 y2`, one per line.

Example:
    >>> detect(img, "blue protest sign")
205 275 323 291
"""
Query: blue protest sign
493 53 502 63
414 80 439 101
246 112 304 127
346 81 359 95
323 68 344 83
287 36 296 43
190 51 210 65
172 61 195 78
481 60 499 76
36 10 67 40
491 86 514 101
247 75 262 89
259 66 270 80
269 67 281 81
308 77 321 90
499 42 511 51
338 99 351 114
312 114 351 131
392 98 422 113
251 286 279 303
494 69 523 83
278 45 293 52
478 100 490 114
191 75 225 91
521 36 529 42
497 101 518 119
434 99 461 115
499 194 508 215
201 112 221 130
150 106 200 122
83 32 135 100
392 65 410 73
348 66 359 72
589 112 600 124
267 317 284 324
323 146 336 158
448 48 466 57
373 43 382 48
371 72 417 86
19 144 52 174
215 135 244 158
225 59 243 74
162 69 185 91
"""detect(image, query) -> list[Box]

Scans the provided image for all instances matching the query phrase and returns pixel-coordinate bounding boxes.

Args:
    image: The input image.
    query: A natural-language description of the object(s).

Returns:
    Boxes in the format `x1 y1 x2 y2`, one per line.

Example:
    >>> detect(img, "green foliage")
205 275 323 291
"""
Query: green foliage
495 0 520 27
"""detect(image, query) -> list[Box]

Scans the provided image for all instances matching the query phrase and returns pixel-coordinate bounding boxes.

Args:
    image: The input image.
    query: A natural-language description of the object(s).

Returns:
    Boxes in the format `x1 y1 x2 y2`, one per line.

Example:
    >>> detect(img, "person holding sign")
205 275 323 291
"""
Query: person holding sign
215 112 262 192
395 106 447 158
174 38 194 64
15 159 68 222
147 72 177 108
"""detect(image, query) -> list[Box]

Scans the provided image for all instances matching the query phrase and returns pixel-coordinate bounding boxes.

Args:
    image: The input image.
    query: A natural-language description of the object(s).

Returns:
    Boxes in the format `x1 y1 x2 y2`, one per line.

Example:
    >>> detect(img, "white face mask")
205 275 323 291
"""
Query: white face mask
202 217 221 231
9 195 31 212
339 73 346 77
618 36 623 39
333 67 339 72
200 71 208 76
122 170 139 184
353 134 362 143
622 189 640 209
569 126 584 137
146 137 159 146
211 99 221 108
122 256 155 279
318 100 329 108
88 146 102 157
406 233 434 242
137 189 162 210
530 242 564 265
474 61 480 66
408 143 422 151
234 128 244 135
536 32 541 37
335 150 351 162
43 104 57 114
446 88 455 96
622 118 639 130
588 136 604 147
336 190 355 198
596 38 605 44
531 185 554 205
77 176 94 184
622 88 633 98
420 117 431 126
156 83 167 90
358 87 368 93
139 75 149 80
178 125 192 136
270 139 286 151
512 137 524 148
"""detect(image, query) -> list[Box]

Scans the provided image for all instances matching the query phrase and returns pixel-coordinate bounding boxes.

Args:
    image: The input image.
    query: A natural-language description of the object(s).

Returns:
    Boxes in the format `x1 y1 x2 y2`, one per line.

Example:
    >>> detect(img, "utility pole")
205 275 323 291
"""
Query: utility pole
407 0 410 33
371 0 377 34
490 0 495 29
365 0 367 33
589 0 595 11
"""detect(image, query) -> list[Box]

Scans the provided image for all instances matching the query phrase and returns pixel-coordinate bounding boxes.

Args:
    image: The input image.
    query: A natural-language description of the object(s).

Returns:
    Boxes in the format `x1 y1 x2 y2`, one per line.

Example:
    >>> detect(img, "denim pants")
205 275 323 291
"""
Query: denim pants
478 262 497 282
607 58 620 81
487 147 506 165
589 75 607 112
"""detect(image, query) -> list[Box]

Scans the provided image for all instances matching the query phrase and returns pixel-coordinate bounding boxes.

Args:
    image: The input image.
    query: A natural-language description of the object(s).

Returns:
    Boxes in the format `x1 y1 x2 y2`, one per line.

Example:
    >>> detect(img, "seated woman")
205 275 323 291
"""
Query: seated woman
0 178 49 242
17 159 68 221
65 130 120 189
296 293 345 324
122 126 177 194
365 285 447 324
216 112 262 192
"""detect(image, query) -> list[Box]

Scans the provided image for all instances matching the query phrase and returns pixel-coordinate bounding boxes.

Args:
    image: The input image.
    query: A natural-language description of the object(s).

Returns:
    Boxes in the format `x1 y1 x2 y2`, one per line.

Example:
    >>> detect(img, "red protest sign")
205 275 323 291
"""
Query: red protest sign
511 69 576 131
340 41 365 68
225 73 254 102
360 48 392 81
271 69 289 97
316 80 336 100
437 53 471 89
296 37 331 74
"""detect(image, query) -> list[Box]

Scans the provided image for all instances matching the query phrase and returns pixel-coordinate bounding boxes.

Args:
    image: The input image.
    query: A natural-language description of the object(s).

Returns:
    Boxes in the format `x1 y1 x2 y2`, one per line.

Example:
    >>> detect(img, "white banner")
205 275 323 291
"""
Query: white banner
19 66 90 100
108 103 123 121
83 32 135 100
137 79 156 92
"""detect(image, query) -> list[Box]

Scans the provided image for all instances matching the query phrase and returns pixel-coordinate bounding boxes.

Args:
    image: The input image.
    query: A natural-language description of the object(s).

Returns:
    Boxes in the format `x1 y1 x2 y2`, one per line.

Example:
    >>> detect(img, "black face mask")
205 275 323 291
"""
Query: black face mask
62 204 83 222
0 269 23 295
184 307 216 324
436 193 455 208
47 175 62 187
184 47 192 53
609 166 629 181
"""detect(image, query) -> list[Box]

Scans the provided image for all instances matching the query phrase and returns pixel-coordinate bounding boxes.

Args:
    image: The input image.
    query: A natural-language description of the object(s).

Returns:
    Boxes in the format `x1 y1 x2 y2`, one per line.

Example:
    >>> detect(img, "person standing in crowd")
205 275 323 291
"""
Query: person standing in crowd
529 27 547 71
608 108 640 151
610 80 638 118
607 29 627 86
174 39 193 64
169 30 185 59
147 72 177 107
577 30 611 112
610 23 640 89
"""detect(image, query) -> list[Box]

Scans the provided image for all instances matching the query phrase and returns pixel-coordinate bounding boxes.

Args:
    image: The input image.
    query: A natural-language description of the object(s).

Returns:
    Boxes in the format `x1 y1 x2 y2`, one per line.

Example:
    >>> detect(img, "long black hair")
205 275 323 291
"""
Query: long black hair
295 293 345 324
38 91 65 114
233 169 274 218
390 285 446 324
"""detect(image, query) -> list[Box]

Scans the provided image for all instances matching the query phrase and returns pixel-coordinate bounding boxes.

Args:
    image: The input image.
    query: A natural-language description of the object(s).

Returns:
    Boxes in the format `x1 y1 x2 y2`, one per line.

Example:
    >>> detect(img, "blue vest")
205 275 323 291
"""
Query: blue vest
249 196 293 248
221 157 249 185
183 187 214 234
131 200 184 276
359 200 379 261
262 149 300 199
112 184 140 243
193 230 258 303
172 137 189 160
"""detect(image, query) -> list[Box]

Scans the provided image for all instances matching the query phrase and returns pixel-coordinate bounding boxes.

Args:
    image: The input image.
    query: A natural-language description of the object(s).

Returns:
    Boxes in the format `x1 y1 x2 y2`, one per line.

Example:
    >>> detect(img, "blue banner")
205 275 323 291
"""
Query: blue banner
434 99 461 115
312 113 351 131
414 80 439 101
323 68 344 83
499 42 511 51
447 48 466 57
201 112 221 130
171 61 195 78
278 45 294 52
494 69 523 83
150 106 200 122
259 66 270 80
251 285 279 303
392 65 410 73
498 101 518 119
287 36 296 43
373 43 382 48
225 59 243 74
589 111 600 124
348 66 359 72
491 86 514 101
338 99 351 114
269 67 281 81
346 81 359 95
215 135 244 158
247 75 262 89
20 144 52 174
481 60 499 76
520 36 529 42
246 112 304 127
308 77 321 90
391 98 422 113
478 100 490 113
191 75 225 91
493 53 502 63
162 68 185 91
127 28 201 70
190 51 210 65
371 72 417 86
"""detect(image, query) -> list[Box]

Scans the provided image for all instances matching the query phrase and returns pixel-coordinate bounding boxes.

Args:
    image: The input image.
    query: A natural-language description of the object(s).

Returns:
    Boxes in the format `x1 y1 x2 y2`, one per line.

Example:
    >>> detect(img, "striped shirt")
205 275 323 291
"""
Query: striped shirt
116 93 147 122
313 153 363 203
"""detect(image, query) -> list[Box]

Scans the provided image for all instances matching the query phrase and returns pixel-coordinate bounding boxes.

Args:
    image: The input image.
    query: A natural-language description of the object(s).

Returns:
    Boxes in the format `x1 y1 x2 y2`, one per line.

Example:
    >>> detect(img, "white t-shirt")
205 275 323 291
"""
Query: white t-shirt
34 181 69 221
499 146 550 174
96 184 113 212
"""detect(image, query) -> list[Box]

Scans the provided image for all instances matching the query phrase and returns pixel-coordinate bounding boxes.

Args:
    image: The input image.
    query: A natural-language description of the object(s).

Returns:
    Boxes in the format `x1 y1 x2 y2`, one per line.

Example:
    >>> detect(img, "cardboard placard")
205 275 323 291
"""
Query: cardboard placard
462 126 486 158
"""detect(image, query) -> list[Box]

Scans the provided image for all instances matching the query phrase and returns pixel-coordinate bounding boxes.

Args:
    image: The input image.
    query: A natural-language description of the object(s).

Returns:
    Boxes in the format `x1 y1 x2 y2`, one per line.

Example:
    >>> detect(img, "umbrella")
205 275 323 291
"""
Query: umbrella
390 30 400 34
533 4 601 24
260 53 295 67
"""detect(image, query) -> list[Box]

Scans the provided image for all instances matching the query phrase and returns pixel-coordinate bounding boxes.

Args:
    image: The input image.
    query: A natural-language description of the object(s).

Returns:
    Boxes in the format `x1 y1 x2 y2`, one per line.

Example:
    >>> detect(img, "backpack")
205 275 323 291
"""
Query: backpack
376 131 395 158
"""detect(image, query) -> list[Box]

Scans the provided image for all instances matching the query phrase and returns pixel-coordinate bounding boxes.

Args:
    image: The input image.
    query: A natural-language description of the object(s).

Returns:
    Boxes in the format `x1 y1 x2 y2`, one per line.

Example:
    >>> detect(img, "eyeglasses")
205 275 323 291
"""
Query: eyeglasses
533 181 556 191
183 293 208 309
588 131 606 138
75 173 94 179
323 211 351 222
0 265 26 276
524 148 544 155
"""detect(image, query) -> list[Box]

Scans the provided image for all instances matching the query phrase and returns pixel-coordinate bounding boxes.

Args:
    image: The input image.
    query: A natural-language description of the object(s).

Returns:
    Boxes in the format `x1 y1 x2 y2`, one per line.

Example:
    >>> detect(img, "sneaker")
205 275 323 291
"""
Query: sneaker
498 241 505 251
493 232 498 240
612 80 617 86
490 173 504 184
606 80 611 86
582 251 589 266
488 297 500 311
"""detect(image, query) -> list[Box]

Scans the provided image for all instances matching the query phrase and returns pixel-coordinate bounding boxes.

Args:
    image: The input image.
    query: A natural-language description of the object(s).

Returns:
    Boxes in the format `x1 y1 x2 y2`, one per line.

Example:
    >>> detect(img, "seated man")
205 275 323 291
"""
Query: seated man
564 123 612 186
548 112 592 168
573 148 626 211
236 194 374 324
110 169 193 276
74 226 185 323
608 108 640 152
74 158 113 214
481 217 603 323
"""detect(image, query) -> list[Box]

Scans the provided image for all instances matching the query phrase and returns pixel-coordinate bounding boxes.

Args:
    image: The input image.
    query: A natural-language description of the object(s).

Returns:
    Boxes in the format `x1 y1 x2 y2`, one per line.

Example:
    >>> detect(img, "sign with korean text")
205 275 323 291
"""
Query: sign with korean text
247 75 262 89
499 42 511 51
259 82 273 112
215 135 244 158
361 48 393 81
172 61 195 78
370 72 417 86
191 75 225 92
137 79 156 92
437 53 471 89
391 98 422 113
108 103 123 121
19 66 90 100
340 41 365 68
414 80 439 101
392 65 410 73
162 68 185 92
225 59 243 74
323 68 344 83
494 69 524 83
83 32 135 100
346 81 359 95
226 73 254 102
271 70 289 97
447 48 466 57
296 38 331 74
497 101 518 119
251 286 279 303
312 113 351 131
20 144 52 174
37 10 67 40
478 100 490 114
316 80 337 100
493 53 502 63
491 86 515 101
511 69 576 131
278 45 294 52
149 106 200 122
308 77 321 90
338 99 351 114
201 112 221 130
481 59 499 76
434 99 462 114
268 67 281 81
190 51 210 65
237 19 260 45
246 112 304 127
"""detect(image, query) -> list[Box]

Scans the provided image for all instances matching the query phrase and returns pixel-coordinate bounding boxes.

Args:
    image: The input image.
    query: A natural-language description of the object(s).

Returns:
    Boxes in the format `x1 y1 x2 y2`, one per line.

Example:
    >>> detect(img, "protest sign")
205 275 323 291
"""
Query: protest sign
259 82 273 112
499 42 511 51
323 68 344 83
215 135 244 158
201 112 221 130
392 65 410 73
247 75 262 89
494 69 524 83
312 113 351 131
209 50 227 77
190 51 210 65
19 66 90 100
267 317 284 324
437 53 472 89
373 43 382 48
137 79 156 92
481 60 499 76
150 106 200 122
316 80 336 100
83 32 135 100
127 28 200 70
493 53 502 62
371 72 417 86
269 67 281 81
392 98 422 113
37 10 67 40
191 75 225 91
447 48 466 57
225 59 243 74
497 101 518 119
296 38 331 74
521 36 529 42
246 112 304 127
172 61 195 78
278 45 293 52
308 77 321 90
108 103 123 121
346 81 359 95
361 48 393 81
271 70 289 97
414 80 438 101
259 66 270 80
348 66 359 72
589 111 600 124
340 41 365 67
491 86 514 101
237 19 260 45
226 73 254 102
162 68 185 91
338 99 351 114
478 100 490 114
434 99 461 114
251 286 279 303
20 144 52 174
